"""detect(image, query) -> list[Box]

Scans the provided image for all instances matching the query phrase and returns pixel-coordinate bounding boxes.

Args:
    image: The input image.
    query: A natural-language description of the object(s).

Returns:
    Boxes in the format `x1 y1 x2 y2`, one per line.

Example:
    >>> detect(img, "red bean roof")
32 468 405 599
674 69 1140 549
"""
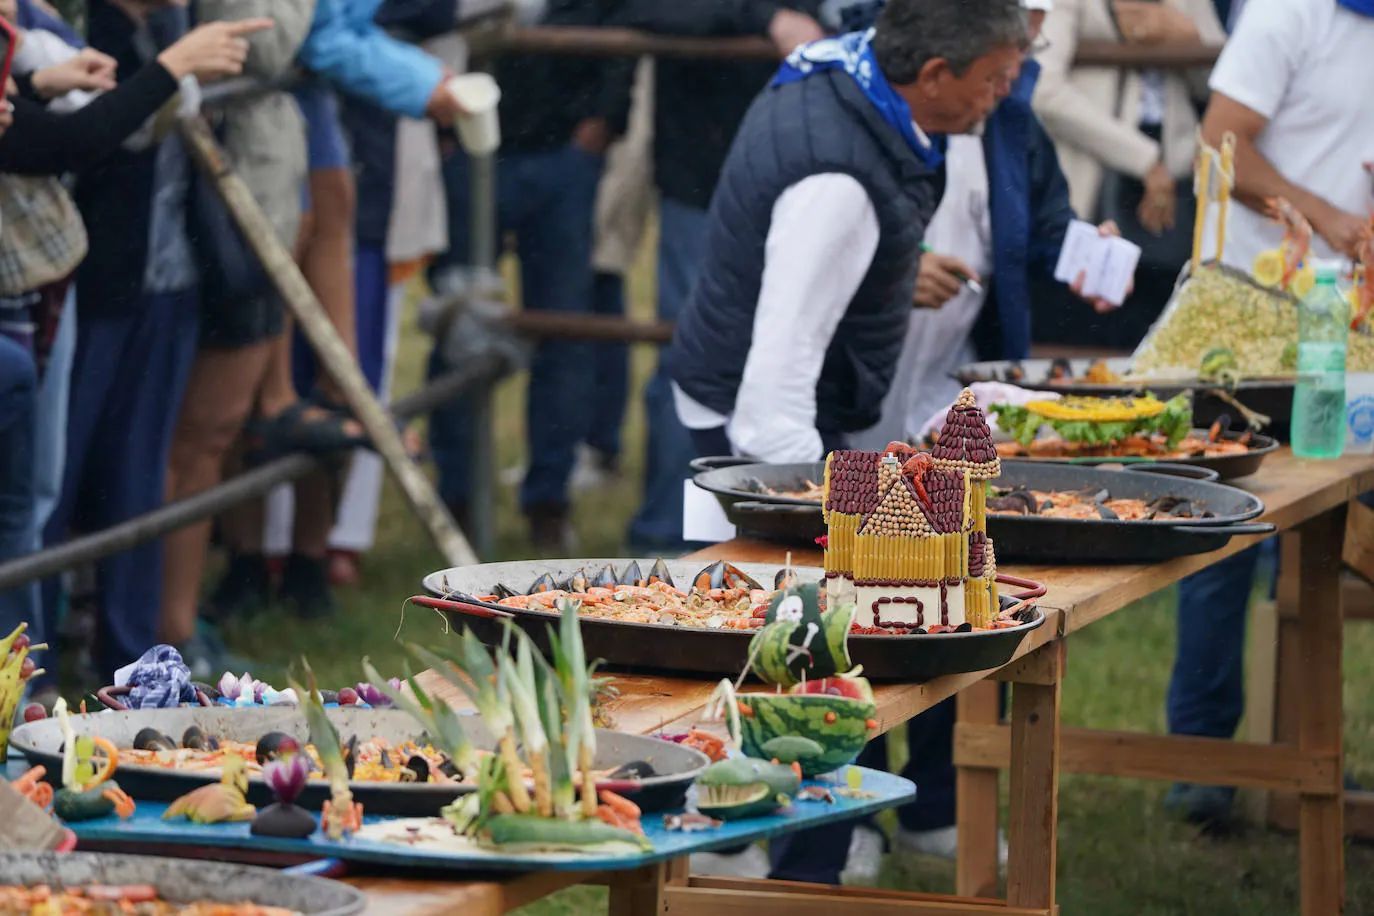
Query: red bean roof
825 450 882 515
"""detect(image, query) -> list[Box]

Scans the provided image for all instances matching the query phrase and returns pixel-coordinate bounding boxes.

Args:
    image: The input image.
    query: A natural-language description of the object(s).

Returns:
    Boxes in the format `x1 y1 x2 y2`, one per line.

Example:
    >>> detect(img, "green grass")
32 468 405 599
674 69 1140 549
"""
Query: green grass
221 230 1374 914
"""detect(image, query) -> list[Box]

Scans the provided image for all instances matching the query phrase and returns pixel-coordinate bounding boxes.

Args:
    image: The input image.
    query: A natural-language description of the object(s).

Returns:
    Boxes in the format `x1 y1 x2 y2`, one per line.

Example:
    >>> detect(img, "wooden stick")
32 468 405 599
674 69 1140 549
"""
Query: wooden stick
1192 141 1214 273
1216 132 1236 264
178 116 479 568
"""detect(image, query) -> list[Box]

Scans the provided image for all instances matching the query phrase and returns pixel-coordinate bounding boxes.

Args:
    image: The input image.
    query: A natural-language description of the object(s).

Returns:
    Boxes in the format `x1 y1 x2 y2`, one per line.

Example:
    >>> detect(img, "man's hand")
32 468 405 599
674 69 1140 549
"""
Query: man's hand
1309 201 1370 259
1138 161 1176 236
914 251 980 309
1113 0 1200 43
768 8 825 56
571 116 612 156
157 18 274 82
1071 221 1132 314
425 71 465 127
31 49 118 100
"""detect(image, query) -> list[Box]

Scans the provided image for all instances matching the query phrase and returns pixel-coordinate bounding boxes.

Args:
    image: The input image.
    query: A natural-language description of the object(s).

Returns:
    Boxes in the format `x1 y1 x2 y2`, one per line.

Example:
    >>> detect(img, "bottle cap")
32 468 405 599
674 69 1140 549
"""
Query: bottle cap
1311 258 1344 281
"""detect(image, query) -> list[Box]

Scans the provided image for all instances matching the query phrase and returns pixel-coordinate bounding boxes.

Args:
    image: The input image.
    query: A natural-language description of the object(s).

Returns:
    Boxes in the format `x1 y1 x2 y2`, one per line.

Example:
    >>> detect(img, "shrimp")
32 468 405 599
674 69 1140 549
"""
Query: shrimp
1264 197 1312 290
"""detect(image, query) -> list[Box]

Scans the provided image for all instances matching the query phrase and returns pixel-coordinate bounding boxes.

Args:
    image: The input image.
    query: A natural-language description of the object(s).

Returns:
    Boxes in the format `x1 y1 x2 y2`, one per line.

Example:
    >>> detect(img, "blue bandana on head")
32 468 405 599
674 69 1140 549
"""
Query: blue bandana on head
772 29 946 169
1338 0 1374 16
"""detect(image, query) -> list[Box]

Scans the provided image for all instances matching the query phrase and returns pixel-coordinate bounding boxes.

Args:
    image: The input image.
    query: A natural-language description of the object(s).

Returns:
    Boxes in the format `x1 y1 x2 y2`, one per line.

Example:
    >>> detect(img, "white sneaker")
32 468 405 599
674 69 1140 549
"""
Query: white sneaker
839 824 886 884
568 443 619 492
893 825 1008 866
690 844 771 879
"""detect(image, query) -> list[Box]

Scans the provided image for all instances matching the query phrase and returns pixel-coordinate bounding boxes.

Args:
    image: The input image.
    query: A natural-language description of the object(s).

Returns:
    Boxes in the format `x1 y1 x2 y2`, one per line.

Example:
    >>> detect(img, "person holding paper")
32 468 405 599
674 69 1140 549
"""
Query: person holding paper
1163 0 1374 826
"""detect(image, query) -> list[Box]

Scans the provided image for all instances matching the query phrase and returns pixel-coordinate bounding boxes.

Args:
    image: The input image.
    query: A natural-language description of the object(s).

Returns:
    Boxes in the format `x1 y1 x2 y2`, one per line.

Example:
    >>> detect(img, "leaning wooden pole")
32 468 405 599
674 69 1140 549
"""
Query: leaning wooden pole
178 115 480 568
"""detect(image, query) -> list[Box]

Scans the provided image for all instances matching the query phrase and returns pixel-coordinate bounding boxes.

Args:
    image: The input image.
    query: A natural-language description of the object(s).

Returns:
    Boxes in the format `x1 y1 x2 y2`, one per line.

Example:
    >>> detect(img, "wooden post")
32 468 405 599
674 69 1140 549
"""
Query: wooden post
955 680 1001 898
178 117 479 568
1005 642 1064 911
1268 531 1304 830
1296 508 1346 916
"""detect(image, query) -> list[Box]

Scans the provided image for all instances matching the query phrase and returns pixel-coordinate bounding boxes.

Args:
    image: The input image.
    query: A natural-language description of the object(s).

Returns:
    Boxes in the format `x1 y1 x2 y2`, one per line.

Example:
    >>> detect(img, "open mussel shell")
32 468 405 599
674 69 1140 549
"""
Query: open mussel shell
646 559 674 588
619 561 645 587
404 754 431 783
343 735 359 779
774 568 800 590
181 726 219 751
528 573 558 594
493 583 518 600
591 565 619 588
564 568 590 593
987 487 1038 515
255 731 300 764
692 560 763 592
608 759 656 780
133 727 176 752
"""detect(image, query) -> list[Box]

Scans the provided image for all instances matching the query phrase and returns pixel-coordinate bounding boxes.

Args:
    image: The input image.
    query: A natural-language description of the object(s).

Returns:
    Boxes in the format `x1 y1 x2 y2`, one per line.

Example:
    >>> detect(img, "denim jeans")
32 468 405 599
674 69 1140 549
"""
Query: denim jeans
34 289 75 532
0 335 38 641
586 271 629 460
1167 540 1276 739
626 197 710 551
429 145 603 512
41 290 198 681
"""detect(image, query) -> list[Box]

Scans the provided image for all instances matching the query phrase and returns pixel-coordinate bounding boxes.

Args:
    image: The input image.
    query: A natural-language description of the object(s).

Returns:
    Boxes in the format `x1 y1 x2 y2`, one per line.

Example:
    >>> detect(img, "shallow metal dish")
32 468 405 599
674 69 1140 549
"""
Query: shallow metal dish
0 852 364 915
10 706 708 815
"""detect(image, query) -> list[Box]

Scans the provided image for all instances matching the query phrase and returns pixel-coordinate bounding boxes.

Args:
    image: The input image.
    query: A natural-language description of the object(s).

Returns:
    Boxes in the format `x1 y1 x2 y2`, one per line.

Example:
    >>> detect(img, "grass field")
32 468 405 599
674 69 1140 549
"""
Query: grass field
221 233 1374 914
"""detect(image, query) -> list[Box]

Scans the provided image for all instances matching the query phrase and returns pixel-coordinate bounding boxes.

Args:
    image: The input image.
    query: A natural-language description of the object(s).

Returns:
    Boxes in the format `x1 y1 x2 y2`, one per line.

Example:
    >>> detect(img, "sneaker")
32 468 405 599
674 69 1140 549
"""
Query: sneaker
840 824 887 884
278 553 336 619
208 552 272 620
689 844 770 879
1163 783 1236 826
893 824 1008 865
569 444 620 492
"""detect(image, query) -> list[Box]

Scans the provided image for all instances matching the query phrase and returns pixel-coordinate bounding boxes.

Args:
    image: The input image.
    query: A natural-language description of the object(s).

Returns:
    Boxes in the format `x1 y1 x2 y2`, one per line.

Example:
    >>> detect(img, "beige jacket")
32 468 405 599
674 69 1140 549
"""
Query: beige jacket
1031 0 1224 217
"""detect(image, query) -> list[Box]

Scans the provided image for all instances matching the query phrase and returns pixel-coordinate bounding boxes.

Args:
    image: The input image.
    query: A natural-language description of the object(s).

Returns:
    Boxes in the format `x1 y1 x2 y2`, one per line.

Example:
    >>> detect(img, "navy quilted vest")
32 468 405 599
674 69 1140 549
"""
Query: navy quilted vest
666 67 943 434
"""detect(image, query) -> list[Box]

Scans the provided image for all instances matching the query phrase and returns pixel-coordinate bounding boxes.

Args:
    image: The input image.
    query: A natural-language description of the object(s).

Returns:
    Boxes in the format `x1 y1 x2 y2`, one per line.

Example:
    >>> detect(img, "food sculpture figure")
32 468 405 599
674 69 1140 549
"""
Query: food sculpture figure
163 753 256 824
50 698 136 822
290 663 363 840
0 623 46 763
251 751 317 838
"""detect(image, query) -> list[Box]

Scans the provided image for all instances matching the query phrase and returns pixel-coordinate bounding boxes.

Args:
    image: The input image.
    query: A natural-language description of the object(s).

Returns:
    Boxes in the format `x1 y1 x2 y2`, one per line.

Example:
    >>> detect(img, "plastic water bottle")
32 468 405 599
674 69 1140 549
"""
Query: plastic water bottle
1291 259 1349 459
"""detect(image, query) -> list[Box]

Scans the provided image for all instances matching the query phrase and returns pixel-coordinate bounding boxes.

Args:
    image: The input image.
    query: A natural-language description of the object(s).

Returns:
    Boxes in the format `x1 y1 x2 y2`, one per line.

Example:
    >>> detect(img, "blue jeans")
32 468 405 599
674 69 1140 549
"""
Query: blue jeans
626 197 710 551
34 289 75 532
41 290 198 681
586 271 628 460
429 145 603 512
1167 541 1275 739
0 336 38 641
292 242 389 395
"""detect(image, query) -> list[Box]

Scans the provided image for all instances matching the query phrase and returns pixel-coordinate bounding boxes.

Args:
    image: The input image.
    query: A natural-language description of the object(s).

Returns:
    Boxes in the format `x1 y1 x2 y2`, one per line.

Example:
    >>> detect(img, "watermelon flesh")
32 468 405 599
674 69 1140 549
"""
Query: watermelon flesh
794 676 873 703
737 692 876 778
696 757 800 820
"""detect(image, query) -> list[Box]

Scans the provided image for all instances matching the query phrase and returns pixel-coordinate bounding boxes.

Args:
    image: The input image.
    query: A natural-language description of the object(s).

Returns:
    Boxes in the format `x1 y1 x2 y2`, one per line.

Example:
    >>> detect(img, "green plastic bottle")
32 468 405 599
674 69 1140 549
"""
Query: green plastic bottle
1291 259 1349 459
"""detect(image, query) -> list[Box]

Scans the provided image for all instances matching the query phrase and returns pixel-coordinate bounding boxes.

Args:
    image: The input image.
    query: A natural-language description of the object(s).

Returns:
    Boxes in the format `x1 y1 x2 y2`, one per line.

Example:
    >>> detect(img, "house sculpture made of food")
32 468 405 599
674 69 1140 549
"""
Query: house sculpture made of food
821 388 1001 630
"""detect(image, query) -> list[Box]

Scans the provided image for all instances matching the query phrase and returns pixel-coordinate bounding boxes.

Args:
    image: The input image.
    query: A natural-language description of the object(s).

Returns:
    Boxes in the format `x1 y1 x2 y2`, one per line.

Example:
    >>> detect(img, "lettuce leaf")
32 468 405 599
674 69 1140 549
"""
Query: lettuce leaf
989 393 1195 448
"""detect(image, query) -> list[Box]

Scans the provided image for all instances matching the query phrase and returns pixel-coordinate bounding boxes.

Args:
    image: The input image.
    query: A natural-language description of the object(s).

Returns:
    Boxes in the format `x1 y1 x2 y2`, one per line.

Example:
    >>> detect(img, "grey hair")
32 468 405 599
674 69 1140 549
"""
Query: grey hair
873 0 1029 83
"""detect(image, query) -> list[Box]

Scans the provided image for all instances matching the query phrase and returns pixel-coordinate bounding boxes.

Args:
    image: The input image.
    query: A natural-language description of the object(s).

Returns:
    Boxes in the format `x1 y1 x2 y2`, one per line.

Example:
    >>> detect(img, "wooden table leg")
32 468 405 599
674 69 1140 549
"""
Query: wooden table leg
1296 508 1346 916
607 858 684 916
1005 642 1064 911
956 679 1001 898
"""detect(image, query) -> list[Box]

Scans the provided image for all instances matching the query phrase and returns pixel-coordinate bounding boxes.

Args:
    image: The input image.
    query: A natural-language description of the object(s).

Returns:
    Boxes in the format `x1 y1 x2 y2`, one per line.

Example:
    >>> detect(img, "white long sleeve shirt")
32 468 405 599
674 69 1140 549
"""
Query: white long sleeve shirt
672 172 881 463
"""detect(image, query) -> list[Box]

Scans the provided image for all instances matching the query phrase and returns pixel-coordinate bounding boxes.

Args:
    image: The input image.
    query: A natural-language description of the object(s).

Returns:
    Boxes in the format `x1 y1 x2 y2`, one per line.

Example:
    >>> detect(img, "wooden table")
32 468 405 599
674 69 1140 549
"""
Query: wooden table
383 449 1371 915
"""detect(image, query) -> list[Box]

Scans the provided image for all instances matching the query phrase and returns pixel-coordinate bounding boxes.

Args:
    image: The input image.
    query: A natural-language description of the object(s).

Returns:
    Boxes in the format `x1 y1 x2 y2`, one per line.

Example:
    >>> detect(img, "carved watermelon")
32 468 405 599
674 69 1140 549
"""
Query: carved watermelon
750 589 856 687
695 757 801 820
736 691 877 777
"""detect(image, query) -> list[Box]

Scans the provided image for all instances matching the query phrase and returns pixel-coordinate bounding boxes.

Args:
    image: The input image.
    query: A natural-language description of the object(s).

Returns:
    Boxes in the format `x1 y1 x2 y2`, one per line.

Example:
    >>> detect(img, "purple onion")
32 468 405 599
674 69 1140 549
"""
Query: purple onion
218 671 240 700
264 752 312 805
355 682 391 707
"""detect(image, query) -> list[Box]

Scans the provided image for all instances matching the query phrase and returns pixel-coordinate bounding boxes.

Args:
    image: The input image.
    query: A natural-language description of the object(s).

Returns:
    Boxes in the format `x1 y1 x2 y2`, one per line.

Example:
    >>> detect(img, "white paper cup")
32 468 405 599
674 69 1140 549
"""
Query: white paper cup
1346 372 1374 455
448 73 501 156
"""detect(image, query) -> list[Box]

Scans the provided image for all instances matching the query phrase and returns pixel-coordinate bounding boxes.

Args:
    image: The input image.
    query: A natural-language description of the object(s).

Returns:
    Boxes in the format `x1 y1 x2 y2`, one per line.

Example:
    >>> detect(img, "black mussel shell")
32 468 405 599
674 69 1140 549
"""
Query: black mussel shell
1004 361 1026 382
693 560 762 592
528 573 558 595
912 626 927 635
774 568 800 590
438 757 462 780
405 754 431 783
493 583 518 600
255 731 301 764
1070 487 1110 504
319 689 339 704
1147 496 1203 519
379 749 394 769
1047 357 1073 381
251 802 317 839
192 681 220 702
608 760 656 780
1208 413 1233 442
133 728 176 752
646 559 674 587
955 622 974 633
181 726 219 751
1096 504 1119 520
567 568 590 593
591 565 618 588
987 488 1038 515
619 561 645 587
343 735 358 779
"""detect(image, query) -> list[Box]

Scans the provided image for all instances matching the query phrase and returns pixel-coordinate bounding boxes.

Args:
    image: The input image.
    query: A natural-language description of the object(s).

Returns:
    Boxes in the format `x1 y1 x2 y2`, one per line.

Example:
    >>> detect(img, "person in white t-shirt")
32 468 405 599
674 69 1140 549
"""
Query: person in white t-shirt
1166 0 1374 827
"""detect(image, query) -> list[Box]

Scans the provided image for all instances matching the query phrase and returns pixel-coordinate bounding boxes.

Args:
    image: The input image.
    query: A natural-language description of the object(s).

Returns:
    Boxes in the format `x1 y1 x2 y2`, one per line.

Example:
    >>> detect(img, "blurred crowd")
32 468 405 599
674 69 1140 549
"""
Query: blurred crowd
0 0 1371 862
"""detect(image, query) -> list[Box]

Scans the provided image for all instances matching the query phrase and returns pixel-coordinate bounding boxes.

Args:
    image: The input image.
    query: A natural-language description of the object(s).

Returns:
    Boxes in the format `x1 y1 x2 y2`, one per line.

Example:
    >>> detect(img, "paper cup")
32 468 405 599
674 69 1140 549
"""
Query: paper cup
1346 373 1374 455
448 73 501 156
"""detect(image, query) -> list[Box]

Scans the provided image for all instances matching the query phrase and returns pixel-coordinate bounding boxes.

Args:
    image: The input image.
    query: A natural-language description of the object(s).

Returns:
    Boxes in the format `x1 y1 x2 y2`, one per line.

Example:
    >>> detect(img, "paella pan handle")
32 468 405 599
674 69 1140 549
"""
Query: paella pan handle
689 456 757 473
408 594 516 620
1123 462 1220 483
995 573 1047 601
733 500 823 515
1171 522 1275 537
96 684 215 711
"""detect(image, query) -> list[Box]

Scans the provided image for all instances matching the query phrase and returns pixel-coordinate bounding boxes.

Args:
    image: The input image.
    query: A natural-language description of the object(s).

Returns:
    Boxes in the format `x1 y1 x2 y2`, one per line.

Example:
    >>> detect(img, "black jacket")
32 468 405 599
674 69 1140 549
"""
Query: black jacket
620 0 825 210
492 0 634 154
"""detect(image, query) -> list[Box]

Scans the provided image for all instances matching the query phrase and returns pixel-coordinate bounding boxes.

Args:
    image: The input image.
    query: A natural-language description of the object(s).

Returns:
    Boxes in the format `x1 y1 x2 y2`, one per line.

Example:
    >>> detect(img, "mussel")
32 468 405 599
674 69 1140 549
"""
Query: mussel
1047 357 1074 381
774 568 800 590
608 760 656 780
692 560 762 592
403 754 431 783
564 568 590 593
528 573 558 594
134 727 177 752
1004 361 1026 383
646 559 674 588
437 757 462 780
1096 504 1119 520
493 583 518 600
343 735 359 779
181 726 219 752
1208 413 1233 443
591 564 619 588
255 731 301 764
1146 496 1212 520
987 487 1038 515
619 561 645 587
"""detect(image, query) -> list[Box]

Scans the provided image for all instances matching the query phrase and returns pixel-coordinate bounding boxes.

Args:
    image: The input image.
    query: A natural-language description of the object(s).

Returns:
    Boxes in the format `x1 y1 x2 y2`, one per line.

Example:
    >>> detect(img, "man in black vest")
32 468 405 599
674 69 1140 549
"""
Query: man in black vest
666 0 1029 469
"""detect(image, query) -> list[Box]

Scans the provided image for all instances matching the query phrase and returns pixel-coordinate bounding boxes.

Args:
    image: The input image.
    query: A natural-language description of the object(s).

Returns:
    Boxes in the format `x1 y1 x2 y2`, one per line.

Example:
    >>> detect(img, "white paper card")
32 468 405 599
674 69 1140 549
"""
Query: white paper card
1053 219 1142 307
682 480 737 544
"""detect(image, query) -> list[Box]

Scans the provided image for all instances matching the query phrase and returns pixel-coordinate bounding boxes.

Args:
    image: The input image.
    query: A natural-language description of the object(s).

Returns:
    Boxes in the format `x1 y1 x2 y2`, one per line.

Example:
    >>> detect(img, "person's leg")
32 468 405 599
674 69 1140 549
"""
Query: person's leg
0 336 39 640
161 341 276 646
513 147 601 547
585 270 628 462
32 289 75 533
896 698 957 832
90 290 199 679
627 198 712 553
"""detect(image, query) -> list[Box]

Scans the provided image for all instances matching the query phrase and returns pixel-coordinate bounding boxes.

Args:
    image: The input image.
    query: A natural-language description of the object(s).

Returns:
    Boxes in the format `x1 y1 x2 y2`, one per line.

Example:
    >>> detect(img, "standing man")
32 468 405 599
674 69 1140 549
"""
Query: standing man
666 0 1028 468
1166 0 1374 824
664 0 1029 884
